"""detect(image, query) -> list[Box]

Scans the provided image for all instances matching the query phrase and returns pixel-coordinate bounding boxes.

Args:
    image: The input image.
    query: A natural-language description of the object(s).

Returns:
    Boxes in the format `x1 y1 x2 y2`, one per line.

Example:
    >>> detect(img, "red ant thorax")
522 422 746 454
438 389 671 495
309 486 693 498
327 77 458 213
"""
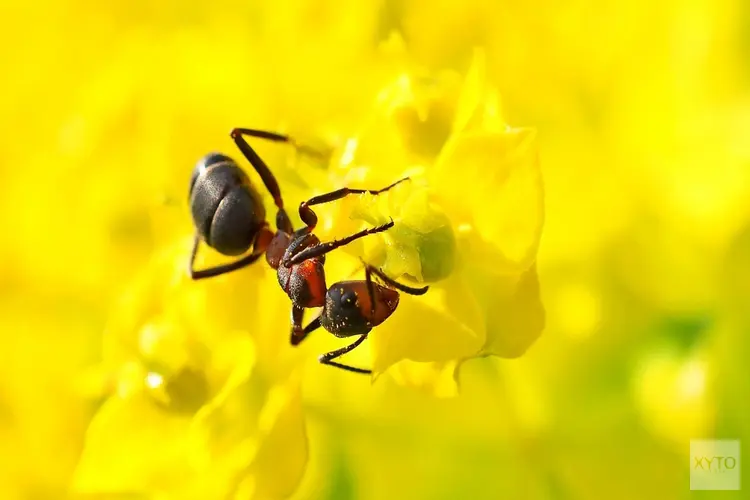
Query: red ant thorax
278 258 327 308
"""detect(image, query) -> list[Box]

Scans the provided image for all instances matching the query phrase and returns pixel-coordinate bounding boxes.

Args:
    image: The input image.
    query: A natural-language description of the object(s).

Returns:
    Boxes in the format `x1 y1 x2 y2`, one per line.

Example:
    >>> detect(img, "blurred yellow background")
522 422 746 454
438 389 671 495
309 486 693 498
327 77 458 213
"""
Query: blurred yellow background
1 0 749 499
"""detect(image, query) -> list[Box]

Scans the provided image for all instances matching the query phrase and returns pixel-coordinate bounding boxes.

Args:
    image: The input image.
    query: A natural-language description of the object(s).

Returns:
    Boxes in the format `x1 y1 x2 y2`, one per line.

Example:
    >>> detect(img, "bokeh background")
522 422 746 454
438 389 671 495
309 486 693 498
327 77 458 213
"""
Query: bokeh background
1 0 749 499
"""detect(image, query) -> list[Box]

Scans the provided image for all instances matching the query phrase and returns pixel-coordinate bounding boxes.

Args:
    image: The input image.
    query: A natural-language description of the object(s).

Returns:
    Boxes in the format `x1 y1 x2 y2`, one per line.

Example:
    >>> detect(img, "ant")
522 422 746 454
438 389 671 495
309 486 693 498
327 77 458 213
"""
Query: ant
188 127 429 373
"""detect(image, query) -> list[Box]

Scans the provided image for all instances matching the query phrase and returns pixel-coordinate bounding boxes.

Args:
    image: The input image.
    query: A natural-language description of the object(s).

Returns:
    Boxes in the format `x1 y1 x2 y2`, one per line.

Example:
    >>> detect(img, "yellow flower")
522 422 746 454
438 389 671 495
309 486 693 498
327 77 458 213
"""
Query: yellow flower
72 240 308 500
315 47 545 394
3 0 747 499
71 37 545 498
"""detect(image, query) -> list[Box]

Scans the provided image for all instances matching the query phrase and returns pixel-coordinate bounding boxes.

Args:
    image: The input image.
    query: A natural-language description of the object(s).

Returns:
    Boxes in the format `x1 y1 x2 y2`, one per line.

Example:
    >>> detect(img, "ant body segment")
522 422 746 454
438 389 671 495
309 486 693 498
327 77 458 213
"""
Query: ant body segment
188 128 429 373
188 128 318 280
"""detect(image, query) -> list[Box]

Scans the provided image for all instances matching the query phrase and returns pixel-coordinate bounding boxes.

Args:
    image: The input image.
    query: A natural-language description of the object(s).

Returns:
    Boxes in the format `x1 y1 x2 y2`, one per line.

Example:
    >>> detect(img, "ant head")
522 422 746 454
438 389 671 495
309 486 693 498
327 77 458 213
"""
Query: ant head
320 281 399 337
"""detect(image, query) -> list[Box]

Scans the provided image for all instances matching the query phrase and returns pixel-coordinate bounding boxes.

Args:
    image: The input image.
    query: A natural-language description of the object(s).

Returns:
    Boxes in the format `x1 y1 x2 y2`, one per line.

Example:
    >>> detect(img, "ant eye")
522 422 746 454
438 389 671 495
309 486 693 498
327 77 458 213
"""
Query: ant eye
340 290 358 308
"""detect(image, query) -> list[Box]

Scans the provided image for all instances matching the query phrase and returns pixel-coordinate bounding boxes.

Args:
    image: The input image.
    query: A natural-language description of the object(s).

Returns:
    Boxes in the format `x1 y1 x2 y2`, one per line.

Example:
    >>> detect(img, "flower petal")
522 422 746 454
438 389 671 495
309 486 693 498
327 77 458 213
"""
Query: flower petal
72 393 192 495
431 127 545 273
101 237 191 370
451 47 504 136
187 337 261 471
330 67 464 190
369 271 486 376
384 263 544 393
245 376 308 500
386 359 461 398
467 261 546 359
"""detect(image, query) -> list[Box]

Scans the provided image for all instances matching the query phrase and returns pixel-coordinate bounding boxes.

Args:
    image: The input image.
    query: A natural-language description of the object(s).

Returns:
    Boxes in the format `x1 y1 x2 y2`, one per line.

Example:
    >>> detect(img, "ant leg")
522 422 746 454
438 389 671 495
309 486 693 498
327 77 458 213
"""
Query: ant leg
232 128 326 160
282 219 394 267
318 334 371 375
232 127 324 233
364 262 430 295
230 128 286 210
276 208 293 235
290 305 322 346
297 177 410 231
188 233 264 280
363 263 378 316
